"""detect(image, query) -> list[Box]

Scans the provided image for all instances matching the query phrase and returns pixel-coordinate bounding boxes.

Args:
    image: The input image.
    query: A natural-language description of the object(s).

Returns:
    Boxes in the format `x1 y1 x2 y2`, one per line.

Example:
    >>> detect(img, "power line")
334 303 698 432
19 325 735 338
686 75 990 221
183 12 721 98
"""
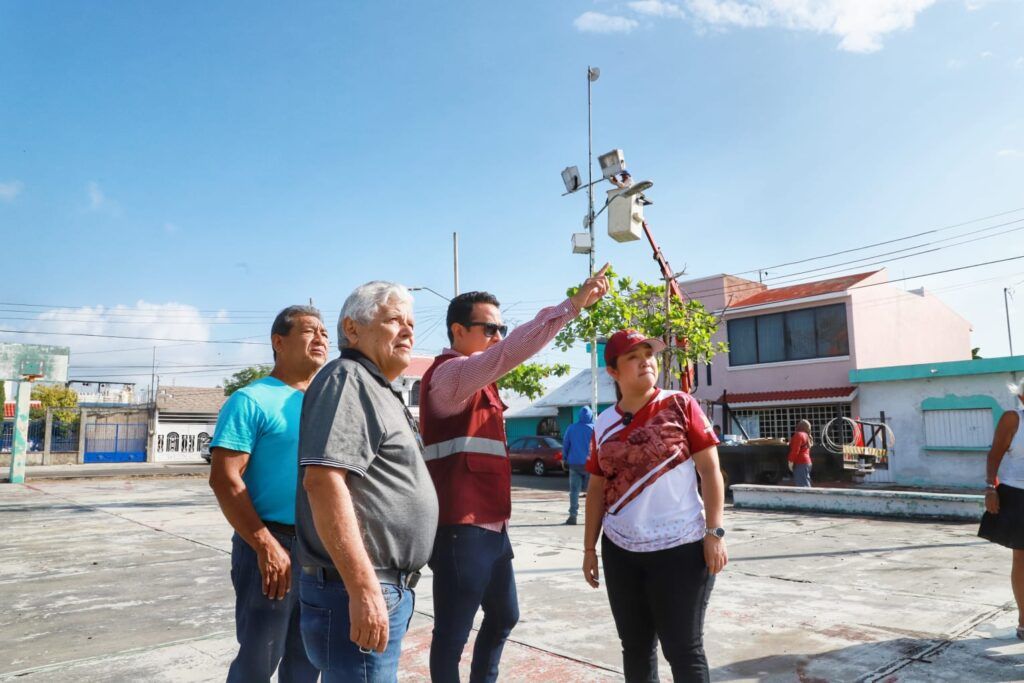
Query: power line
678 216 1024 302
756 218 1024 286
719 254 1024 315
0 329 271 345
730 206 1024 276
0 316 271 326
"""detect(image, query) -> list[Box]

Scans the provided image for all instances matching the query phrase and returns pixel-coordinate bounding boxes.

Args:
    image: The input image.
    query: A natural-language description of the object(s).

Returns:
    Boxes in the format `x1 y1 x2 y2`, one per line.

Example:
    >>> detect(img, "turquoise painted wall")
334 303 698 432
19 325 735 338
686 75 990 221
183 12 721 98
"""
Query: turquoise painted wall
506 403 614 445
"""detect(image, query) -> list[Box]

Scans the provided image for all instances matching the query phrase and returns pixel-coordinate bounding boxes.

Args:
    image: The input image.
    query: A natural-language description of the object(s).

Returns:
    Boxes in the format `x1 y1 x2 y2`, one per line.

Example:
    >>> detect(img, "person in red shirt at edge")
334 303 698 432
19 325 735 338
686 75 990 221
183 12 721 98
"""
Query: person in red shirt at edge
582 329 728 683
419 264 610 683
788 419 814 487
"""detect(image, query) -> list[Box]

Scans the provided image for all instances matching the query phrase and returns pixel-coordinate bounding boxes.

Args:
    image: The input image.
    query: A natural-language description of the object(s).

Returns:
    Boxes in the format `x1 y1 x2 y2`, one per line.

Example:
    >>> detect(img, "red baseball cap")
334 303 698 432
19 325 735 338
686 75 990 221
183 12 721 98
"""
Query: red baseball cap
604 329 667 364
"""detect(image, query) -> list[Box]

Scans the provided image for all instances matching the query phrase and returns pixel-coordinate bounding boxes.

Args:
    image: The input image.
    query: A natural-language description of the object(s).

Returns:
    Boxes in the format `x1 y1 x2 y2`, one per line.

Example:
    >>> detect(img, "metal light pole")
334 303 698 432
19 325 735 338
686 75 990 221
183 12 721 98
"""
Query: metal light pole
453 232 460 296
1007 287 1016 356
587 65 599 418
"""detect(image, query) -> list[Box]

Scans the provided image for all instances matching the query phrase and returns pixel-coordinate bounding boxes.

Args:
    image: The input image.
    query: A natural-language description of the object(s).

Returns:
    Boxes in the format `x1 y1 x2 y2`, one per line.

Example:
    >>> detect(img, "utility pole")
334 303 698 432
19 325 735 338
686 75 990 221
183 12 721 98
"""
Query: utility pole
587 65 599 418
453 232 460 296
149 347 156 404
1006 287 1016 356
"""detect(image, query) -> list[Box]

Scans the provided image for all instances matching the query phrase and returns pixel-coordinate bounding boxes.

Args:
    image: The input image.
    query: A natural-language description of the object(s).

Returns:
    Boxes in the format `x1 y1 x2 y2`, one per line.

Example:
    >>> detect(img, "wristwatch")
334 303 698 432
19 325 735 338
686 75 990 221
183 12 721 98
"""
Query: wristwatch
704 527 726 539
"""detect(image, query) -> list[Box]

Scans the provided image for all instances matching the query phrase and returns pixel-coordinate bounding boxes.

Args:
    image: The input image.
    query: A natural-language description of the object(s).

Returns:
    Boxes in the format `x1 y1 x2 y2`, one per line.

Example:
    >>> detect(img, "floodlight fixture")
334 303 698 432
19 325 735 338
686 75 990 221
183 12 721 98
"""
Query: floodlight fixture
561 166 581 193
588 66 600 82
598 149 626 180
572 232 593 254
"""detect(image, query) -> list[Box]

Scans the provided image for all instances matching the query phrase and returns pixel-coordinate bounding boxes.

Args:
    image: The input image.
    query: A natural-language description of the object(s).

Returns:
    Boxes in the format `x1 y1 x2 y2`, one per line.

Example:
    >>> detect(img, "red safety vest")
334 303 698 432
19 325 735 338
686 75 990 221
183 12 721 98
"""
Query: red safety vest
419 352 511 526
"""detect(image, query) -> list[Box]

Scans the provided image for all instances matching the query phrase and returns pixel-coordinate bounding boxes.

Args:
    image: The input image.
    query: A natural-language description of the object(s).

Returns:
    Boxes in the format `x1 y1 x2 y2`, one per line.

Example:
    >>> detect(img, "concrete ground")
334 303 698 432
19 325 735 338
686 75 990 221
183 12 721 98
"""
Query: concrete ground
1 474 1022 682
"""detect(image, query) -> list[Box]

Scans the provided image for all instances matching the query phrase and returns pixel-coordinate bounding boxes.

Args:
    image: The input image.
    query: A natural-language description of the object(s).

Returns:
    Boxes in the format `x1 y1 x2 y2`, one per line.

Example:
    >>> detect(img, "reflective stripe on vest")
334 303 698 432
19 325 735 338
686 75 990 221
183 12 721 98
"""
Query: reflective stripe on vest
422 436 507 462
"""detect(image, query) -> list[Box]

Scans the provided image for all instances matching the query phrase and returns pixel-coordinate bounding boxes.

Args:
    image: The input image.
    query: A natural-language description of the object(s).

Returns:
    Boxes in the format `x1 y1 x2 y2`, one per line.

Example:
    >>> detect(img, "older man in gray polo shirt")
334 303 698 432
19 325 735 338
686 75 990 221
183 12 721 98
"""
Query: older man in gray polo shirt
295 280 438 683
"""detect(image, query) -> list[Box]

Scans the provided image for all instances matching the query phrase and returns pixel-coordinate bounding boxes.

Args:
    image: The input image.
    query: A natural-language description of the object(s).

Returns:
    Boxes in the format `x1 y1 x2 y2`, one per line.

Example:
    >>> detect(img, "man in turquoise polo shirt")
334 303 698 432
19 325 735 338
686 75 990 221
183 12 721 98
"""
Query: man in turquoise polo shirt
209 305 328 683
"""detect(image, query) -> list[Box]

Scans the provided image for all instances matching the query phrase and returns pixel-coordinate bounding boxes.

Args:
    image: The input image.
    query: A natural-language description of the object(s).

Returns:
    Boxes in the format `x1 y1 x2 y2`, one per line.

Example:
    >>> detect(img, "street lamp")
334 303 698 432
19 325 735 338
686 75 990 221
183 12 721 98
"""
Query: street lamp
1005 280 1024 356
558 66 604 417
409 286 451 302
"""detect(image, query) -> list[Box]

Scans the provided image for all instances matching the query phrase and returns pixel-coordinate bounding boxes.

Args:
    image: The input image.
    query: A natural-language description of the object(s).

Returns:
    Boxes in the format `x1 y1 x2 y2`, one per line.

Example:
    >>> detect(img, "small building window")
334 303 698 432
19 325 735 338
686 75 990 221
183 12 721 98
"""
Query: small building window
409 381 421 407
728 303 849 367
924 409 992 449
166 432 179 452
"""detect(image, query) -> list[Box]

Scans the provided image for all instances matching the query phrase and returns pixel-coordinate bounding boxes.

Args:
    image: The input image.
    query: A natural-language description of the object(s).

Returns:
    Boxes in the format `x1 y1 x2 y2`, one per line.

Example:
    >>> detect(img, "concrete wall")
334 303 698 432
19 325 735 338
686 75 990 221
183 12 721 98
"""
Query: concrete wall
848 271 972 369
856 371 1020 488
678 274 766 313
0 451 77 467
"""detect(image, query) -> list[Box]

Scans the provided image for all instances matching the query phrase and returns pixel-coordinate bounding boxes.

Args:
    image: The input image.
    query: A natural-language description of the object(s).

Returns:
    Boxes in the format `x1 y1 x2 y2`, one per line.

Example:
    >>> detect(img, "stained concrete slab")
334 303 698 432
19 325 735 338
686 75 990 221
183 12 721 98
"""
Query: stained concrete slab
0 478 1021 682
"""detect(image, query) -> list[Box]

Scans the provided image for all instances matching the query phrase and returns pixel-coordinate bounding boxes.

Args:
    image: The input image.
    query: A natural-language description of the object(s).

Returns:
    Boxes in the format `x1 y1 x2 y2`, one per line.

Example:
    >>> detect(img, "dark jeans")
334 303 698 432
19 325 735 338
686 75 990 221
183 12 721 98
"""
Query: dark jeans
227 532 318 683
298 570 415 683
601 535 715 683
429 525 520 683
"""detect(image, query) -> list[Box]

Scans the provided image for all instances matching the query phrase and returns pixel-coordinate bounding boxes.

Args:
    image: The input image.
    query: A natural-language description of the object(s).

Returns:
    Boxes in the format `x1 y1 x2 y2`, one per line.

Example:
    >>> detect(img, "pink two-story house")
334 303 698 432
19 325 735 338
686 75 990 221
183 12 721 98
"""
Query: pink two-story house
681 269 972 440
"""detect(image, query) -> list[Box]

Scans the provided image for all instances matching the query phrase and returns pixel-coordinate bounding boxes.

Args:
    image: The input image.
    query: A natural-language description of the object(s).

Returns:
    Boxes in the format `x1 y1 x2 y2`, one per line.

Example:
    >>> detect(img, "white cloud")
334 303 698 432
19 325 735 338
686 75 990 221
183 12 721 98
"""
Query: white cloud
12 301 269 389
87 181 106 210
86 181 122 216
629 0 687 18
980 50 994 58
574 11 640 33
1015 57 1024 69
163 222 179 235
0 180 24 202
947 58 965 69
997 149 1023 158
655 0 938 53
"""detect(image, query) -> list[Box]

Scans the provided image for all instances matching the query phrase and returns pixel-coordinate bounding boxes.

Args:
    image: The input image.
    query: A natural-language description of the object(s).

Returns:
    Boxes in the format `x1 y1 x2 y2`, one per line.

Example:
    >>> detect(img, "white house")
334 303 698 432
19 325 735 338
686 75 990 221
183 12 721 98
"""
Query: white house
152 386 226 462
850 356 1024 488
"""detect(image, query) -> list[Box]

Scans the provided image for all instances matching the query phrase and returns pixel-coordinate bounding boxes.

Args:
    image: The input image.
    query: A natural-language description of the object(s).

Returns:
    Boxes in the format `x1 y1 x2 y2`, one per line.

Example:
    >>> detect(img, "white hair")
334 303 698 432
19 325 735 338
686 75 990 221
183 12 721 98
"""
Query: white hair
1009 380 1024 398
337 281 413 350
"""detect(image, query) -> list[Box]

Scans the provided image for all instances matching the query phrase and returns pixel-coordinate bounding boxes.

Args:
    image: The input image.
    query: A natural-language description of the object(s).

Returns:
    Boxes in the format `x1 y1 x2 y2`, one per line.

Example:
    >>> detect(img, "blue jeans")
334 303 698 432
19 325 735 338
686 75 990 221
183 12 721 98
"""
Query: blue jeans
429 525 519 683
568 466 590 518
227 532 318 683
298 569 415 683
793 463 812 487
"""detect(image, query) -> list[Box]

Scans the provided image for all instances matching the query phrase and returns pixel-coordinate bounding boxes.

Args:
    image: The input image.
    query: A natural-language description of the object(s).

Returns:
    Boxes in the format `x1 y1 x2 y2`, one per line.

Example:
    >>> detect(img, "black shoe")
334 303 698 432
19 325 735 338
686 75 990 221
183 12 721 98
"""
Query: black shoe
565 516 577 525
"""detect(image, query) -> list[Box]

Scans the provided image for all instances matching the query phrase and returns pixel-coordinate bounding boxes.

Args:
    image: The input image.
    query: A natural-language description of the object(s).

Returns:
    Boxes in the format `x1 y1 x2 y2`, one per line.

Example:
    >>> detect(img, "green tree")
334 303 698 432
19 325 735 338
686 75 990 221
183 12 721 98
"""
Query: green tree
497 362 571 401
0 381 5 407
554 269 727 386
30 384 79 422
224 365 273 396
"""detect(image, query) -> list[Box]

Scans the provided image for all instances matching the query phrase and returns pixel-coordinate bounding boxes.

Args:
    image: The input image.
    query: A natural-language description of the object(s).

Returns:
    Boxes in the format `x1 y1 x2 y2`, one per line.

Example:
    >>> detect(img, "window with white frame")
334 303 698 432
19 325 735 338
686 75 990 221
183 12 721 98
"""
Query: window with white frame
727 303 849 367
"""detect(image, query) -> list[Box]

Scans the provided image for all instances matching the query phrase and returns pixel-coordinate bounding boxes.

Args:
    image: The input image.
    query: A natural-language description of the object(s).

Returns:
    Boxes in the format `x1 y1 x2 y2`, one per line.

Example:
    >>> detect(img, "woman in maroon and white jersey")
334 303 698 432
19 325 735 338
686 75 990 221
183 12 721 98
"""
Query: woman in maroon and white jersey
581 329 727 683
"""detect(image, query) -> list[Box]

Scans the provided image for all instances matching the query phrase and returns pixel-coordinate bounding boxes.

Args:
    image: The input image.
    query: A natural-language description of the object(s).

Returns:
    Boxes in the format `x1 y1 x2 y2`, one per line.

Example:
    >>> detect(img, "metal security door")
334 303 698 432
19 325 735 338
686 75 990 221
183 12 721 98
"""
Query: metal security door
84 423 147 463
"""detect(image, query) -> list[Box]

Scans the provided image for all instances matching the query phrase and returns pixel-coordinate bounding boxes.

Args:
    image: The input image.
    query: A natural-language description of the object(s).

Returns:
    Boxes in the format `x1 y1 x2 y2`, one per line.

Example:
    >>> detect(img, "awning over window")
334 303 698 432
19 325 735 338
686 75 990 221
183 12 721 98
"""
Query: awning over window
718 387 857 408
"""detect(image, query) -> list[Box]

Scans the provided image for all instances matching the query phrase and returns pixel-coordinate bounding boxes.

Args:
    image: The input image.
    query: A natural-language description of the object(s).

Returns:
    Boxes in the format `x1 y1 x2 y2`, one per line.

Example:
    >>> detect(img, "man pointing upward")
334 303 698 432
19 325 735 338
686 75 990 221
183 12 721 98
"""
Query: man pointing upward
419 264 611 683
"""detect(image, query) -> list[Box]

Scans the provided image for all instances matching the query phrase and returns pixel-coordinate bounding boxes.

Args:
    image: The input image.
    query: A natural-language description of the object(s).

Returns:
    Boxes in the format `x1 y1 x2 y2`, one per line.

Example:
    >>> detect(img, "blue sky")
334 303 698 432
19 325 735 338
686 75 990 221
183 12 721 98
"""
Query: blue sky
2 0 1023 389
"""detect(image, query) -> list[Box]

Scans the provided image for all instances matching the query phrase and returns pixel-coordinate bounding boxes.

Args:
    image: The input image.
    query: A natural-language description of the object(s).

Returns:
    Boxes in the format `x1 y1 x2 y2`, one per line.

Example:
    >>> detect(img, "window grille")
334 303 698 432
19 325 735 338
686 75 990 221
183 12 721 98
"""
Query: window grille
729 403 852 441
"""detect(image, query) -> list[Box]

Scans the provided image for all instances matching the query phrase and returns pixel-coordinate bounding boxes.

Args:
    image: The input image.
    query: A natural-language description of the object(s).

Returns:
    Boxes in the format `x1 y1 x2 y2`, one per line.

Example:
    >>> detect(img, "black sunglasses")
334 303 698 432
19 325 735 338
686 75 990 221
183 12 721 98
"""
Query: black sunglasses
465 322 508 338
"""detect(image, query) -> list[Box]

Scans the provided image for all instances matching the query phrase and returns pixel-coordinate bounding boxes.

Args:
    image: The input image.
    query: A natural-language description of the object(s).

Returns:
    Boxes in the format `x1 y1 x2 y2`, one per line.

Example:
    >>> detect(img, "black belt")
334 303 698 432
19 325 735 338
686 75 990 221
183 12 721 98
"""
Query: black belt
263 520 296 536
301 565 421 589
